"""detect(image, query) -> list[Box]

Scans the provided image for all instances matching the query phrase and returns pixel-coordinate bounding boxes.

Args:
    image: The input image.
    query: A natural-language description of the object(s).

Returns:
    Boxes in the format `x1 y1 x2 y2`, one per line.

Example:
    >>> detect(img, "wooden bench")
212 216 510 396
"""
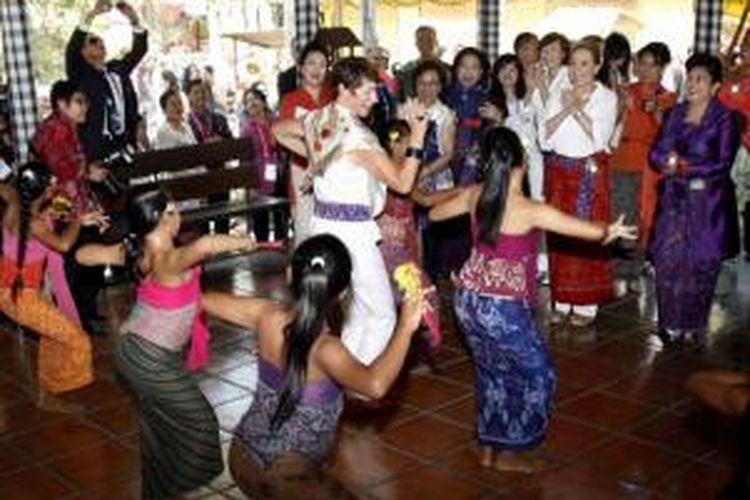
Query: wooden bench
125 137 290 240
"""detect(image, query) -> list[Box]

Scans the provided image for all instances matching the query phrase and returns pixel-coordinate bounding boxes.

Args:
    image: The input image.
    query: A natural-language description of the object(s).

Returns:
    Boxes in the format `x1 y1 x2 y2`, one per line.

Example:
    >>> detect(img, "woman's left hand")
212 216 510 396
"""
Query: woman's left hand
603 214 638 245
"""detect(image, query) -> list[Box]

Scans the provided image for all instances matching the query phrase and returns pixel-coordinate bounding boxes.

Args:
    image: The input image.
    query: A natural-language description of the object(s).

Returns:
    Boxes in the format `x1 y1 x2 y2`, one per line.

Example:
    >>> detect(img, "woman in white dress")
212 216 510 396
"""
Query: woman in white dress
273 58 428 365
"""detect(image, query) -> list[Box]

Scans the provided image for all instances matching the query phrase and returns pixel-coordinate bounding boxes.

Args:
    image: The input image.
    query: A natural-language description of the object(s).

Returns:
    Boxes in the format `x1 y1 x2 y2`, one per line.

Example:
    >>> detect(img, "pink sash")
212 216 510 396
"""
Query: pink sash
136 268 210 371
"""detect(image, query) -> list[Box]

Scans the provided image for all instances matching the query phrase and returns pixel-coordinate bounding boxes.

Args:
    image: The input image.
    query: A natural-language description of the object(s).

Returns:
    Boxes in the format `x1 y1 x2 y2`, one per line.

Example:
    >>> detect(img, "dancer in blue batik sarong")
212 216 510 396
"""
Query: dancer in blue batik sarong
427 127 636 472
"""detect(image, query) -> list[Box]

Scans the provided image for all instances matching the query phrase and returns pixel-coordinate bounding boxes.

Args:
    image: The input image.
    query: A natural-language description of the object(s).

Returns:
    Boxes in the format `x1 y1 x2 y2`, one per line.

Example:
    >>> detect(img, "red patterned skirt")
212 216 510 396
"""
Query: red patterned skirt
544 152 613 305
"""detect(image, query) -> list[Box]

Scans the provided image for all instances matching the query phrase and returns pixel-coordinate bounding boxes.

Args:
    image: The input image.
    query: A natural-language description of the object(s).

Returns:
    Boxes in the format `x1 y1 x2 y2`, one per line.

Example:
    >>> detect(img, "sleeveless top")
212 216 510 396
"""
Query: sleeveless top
456 221 539 304
119 268 204 354
234 357 343 469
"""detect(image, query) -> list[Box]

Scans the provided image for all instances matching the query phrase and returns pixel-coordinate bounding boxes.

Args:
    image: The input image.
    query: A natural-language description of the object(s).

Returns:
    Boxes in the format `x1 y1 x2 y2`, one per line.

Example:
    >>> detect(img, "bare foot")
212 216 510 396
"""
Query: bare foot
493 452 543 474
36 392 83 414
479 447 493 468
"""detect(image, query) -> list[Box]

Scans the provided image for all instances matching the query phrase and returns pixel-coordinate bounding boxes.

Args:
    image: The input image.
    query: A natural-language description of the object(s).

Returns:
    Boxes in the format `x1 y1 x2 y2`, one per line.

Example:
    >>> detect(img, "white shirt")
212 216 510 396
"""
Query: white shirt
532 66 570 151
310 105 387 241
541 82 617 158
154 121 197 150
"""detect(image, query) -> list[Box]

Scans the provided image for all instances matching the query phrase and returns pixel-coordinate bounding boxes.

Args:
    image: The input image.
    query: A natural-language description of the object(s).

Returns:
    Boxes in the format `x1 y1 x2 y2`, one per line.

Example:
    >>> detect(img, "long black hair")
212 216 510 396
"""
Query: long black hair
475 127 525 245
122 189 170 280
0 162 52 300
492 53 527 101
597 32 632 88
270 234 352 432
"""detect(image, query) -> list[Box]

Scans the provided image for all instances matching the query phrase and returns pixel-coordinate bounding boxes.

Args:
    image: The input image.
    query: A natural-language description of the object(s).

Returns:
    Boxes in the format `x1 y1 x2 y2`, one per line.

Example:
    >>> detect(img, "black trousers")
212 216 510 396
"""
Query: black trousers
65 226 105 325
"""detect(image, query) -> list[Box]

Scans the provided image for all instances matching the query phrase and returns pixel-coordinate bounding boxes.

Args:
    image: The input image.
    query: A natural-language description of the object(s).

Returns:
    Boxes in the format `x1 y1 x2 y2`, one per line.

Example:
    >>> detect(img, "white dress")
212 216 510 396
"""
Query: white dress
306 104 394 365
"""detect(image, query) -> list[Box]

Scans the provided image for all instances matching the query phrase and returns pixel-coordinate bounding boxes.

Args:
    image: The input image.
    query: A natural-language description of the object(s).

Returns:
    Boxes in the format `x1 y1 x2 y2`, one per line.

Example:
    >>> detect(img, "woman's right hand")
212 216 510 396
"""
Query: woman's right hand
398 293 426 335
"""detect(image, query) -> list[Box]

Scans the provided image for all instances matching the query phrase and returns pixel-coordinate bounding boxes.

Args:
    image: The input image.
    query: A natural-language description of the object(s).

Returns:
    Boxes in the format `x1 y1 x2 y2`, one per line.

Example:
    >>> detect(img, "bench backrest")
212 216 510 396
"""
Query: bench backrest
130 137 257 201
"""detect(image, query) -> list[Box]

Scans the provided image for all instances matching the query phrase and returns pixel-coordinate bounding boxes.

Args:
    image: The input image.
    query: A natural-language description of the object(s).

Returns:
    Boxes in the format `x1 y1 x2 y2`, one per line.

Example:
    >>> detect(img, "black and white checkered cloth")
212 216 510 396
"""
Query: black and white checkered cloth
478 0 500 62
693 0 722 54
0 0 37 164
295 0 319 51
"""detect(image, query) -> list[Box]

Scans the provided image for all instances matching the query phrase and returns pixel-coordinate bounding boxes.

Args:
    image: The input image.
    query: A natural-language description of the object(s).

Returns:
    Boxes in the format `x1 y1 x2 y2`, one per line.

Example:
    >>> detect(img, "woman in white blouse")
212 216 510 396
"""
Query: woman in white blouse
533 33 571 146
398 61 457 279
154 88 197 150
541 41 618 327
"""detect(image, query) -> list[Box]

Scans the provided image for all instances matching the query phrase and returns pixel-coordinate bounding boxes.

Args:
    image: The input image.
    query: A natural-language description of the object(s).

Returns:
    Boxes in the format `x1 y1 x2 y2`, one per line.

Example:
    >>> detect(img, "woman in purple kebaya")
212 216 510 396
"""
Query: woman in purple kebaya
649 53 741 342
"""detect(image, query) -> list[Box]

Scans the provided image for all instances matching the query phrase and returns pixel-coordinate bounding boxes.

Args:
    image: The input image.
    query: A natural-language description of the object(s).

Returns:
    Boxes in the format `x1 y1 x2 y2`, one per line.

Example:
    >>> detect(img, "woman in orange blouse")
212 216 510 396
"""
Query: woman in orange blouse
610 42 676 291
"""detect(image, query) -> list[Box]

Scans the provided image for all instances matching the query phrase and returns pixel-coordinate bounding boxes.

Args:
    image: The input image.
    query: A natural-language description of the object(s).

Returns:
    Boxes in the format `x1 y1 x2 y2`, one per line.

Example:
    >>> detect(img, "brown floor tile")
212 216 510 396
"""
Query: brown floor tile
629 411 721 457
436 443 543 492
431 358 475 387
67 378 132 411
84 403 139 437
367 465 489 499
77 475 142 500
552 352 626 389
92 353 118 378
558 391 660 432
397 374 470 411
574 436 688 488
656 461 735 499
542 415 609 462
379 415 470 460
7 417 110 462
435 395 476 429
0 400 68 437
590 338 669 370
602 371 691 408
0 441 32 476
340 401 420 436
328 431 419 490
49 440 139 490
0 466 76 499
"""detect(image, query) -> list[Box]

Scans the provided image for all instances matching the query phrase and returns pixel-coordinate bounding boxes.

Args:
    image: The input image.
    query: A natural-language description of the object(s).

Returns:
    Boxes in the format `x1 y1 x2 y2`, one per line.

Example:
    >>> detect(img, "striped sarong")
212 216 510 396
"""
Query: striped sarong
116 333 223 499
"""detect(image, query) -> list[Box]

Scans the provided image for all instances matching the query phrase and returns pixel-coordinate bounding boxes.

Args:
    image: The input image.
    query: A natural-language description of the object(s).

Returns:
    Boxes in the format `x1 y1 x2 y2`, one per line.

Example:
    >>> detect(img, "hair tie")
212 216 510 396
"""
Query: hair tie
310 256 326 269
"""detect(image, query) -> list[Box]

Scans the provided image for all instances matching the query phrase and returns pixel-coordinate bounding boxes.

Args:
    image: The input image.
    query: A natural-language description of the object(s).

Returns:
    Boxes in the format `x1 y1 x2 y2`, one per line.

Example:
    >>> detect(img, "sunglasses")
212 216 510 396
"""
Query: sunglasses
86 36 103 46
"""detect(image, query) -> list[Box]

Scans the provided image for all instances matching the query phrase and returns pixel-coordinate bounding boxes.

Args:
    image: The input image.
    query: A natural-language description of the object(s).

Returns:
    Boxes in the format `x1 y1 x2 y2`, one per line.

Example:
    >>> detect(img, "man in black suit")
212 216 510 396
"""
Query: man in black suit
66 0 147 164
64 0 147 335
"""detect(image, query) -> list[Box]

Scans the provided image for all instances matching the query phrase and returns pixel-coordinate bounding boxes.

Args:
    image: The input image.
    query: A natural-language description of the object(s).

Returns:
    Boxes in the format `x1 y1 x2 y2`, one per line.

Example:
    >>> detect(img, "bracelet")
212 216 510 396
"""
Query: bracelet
405 147 424 162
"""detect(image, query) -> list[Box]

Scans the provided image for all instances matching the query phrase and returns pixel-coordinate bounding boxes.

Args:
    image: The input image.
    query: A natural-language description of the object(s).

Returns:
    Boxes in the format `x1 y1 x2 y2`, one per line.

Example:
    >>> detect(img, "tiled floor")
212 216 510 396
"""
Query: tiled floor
0 252 748 499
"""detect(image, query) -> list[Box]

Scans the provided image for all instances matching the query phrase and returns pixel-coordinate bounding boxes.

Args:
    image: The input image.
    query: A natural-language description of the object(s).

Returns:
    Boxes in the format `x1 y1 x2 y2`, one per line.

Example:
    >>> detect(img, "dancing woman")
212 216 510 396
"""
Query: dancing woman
428 127 635 472
273 57 428 365
75 189 257 498
201 234 424 498
0 162 101 411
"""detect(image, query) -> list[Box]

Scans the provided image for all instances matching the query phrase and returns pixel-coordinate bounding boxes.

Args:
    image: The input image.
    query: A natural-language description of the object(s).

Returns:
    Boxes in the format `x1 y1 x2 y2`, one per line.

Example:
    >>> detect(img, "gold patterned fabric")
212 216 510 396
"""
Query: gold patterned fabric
0 288 93 394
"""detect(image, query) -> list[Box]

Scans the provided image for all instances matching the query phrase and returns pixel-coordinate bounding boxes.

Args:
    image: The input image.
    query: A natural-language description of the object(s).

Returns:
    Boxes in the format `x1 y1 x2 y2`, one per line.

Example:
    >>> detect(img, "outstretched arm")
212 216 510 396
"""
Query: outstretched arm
531 204 636 244
316 296 423 399
157 234 256 277
428 187 475 221
75 242 126 267
115 2 148 74
201 292 276 332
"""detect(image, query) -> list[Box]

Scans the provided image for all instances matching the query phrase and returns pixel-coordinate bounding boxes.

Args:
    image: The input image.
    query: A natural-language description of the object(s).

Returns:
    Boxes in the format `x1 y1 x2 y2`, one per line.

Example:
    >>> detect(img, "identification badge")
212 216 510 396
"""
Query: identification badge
689 178 706 191
264 163 278 182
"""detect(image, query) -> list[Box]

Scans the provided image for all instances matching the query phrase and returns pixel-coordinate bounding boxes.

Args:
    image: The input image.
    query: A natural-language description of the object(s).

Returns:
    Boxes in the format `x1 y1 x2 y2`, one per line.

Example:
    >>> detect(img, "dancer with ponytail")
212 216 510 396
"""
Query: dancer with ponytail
200 234 425 498
75 188 257 498
0 162 102 411
428 127 636 472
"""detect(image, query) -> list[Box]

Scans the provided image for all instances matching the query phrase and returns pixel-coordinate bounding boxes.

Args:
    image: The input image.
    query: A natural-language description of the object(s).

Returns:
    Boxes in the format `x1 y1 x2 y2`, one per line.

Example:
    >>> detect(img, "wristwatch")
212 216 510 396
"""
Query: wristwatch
405 147 424 161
